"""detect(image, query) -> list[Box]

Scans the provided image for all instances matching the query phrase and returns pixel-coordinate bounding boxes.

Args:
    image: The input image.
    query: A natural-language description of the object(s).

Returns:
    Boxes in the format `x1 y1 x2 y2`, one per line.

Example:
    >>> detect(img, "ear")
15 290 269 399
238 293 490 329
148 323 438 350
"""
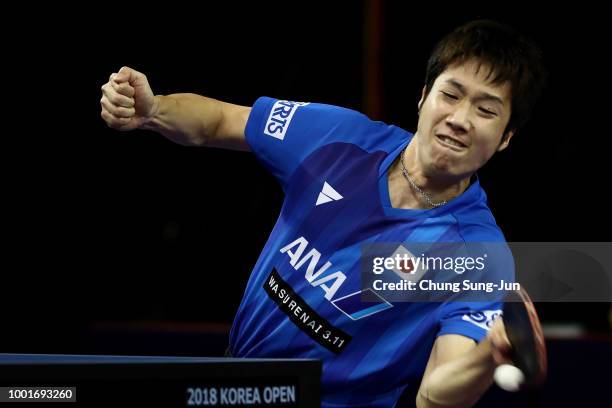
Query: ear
497 129 516 152
418 85 427 113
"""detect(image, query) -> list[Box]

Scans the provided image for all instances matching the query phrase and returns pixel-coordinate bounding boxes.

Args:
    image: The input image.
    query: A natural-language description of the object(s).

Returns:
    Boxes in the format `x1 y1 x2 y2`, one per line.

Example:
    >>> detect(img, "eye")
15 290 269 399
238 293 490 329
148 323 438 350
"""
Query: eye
441 91 458 100
479 107 497 116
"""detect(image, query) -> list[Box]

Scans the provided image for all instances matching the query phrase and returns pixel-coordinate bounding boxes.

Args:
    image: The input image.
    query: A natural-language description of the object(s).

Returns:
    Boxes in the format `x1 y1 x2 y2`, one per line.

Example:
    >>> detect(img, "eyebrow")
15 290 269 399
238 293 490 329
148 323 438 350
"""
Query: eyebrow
444 79 505 106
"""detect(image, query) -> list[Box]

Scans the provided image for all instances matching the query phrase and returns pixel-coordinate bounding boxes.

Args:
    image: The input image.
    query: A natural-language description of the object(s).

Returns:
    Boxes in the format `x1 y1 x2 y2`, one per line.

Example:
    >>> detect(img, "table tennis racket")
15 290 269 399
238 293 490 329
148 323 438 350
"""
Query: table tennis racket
494 287 547 390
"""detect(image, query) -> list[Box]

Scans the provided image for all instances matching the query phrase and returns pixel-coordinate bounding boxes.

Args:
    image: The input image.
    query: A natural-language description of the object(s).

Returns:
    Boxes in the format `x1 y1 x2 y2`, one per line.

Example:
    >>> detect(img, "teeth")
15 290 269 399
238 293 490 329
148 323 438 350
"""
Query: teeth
440 136 464 148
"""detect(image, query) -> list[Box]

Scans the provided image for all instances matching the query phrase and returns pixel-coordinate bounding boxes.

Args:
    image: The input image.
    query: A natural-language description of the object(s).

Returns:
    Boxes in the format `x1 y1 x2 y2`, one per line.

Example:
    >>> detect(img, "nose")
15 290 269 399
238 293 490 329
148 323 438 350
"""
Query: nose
446 102 471 134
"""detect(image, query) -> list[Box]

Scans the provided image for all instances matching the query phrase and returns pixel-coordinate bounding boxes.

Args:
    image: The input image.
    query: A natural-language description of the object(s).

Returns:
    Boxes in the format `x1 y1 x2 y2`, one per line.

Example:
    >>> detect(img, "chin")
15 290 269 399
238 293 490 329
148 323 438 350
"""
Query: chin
427 158 469 180
426 153 455 173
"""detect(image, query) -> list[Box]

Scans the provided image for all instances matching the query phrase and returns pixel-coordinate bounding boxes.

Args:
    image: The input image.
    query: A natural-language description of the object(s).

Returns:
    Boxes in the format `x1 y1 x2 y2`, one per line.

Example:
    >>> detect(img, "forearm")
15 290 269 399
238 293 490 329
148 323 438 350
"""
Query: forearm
417 339 496 408
141 93 224 146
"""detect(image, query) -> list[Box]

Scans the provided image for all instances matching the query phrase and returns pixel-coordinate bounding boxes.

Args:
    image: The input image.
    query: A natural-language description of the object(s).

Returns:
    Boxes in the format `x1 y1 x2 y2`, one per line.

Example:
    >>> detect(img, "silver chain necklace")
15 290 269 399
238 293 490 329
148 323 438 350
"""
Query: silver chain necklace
400 147 447 208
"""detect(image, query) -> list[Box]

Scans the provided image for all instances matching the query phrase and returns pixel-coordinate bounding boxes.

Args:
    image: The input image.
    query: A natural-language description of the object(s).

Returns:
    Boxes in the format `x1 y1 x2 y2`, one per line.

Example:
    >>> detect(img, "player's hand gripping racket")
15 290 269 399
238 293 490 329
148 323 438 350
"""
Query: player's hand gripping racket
493 288 547 391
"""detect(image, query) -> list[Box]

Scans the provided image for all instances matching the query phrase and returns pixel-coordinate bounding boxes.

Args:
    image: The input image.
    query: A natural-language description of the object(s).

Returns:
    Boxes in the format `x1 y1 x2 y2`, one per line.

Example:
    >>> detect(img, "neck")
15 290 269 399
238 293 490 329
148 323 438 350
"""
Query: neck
391 137 472 209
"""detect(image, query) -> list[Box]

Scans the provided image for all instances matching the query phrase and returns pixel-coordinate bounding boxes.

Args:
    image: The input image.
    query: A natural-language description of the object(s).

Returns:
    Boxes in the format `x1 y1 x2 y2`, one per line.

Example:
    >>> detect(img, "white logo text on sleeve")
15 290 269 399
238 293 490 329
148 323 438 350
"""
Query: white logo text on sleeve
264 100 309 140
461 309 502 331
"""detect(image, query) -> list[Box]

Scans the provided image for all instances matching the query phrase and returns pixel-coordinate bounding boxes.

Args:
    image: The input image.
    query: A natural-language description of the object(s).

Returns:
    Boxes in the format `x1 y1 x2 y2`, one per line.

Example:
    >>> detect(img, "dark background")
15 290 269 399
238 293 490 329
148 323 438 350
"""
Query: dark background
2 1 611 405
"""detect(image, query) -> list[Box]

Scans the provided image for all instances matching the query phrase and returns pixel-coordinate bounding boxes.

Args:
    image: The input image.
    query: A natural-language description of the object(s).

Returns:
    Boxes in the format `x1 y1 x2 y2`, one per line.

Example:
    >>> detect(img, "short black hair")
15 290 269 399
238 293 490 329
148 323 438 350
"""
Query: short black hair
424 19 548 133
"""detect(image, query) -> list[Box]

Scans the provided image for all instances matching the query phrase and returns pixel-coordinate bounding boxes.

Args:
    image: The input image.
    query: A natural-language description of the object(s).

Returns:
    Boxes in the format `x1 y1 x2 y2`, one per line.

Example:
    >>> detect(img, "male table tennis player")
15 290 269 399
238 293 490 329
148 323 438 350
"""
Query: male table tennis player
100 20 547 407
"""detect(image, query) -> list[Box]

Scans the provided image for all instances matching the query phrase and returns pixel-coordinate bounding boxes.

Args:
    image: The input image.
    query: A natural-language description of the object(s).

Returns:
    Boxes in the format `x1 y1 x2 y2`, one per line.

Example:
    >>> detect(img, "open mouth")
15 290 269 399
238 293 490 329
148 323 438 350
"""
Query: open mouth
436 134 467 150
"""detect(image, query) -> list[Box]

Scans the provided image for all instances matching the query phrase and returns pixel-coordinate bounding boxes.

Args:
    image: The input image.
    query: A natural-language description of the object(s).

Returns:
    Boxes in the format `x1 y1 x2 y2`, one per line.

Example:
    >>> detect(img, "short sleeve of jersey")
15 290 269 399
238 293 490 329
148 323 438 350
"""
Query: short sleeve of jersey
437 301 503 342
244 96 402 190
436 241 515 342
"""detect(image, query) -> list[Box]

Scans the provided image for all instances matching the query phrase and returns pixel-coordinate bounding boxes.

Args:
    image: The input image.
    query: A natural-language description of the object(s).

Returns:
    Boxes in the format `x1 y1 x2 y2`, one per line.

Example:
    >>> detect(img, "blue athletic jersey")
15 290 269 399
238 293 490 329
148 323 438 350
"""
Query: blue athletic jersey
229 97 511 407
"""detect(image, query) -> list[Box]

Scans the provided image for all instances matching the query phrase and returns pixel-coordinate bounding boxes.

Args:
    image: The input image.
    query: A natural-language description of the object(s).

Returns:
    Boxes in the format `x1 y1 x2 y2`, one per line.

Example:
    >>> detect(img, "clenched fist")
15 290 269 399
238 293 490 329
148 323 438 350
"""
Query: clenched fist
100 66 157 131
